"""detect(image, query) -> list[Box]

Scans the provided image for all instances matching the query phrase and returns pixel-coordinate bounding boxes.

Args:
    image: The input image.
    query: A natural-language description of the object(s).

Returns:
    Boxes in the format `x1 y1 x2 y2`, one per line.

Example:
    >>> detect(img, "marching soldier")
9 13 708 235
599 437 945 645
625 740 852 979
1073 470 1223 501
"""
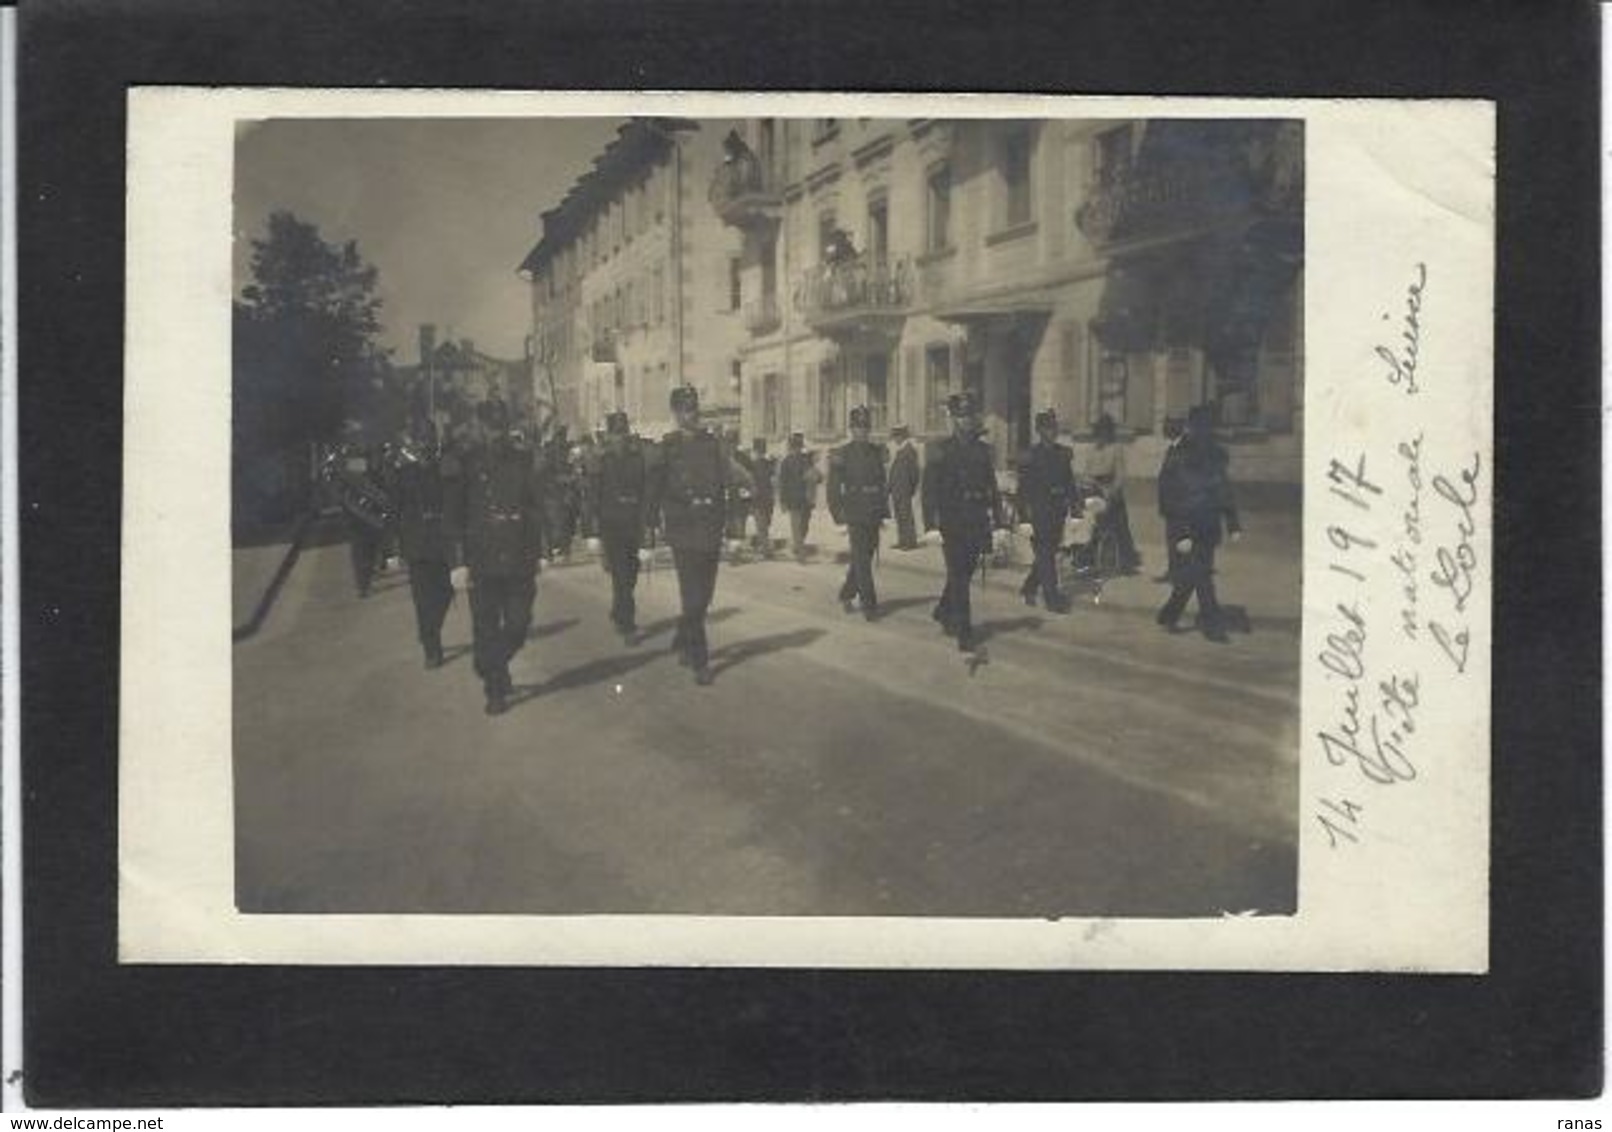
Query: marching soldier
722 426 751 562
1015 408 1075 613
886 423 921 550
747 437 777 558
921 390 1008 653
393 419 461 667
777 432 821 561
645 385 753 686
589 410 653 643
542 424 577 560
325 430 391 600
1156 404 1241 644
452 398 546 715
827 405 887 620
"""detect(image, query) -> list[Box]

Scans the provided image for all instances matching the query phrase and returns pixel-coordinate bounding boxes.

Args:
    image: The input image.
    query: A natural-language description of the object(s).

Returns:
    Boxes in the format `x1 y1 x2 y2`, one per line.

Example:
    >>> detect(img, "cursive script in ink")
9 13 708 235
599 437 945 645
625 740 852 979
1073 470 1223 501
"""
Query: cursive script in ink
1377 262 1427 395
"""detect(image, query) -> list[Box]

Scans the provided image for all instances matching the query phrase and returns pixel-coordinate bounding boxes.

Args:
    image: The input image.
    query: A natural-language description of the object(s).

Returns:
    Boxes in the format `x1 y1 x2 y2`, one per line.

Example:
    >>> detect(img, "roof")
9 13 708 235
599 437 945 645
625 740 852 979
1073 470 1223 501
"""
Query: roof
518 117 700 276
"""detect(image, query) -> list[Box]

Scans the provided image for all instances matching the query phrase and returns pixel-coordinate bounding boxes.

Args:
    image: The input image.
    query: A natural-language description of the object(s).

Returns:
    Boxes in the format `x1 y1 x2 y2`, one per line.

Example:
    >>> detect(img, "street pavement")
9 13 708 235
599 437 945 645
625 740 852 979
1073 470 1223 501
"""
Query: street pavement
234 519 1300 919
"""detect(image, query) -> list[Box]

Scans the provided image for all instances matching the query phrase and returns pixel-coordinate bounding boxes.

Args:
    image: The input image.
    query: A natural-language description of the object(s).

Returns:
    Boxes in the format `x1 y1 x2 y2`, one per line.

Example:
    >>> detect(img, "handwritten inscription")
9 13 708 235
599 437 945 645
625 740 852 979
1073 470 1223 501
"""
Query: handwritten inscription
1427 453 1482 674
1313 263 1483 849
1377 262 1427 395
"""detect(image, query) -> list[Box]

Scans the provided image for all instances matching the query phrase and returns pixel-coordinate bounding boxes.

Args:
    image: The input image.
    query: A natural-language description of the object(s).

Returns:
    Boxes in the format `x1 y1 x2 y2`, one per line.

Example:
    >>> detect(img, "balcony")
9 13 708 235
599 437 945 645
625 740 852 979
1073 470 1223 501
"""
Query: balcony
743 293 782 336
708 156 783 231
794 254 912 339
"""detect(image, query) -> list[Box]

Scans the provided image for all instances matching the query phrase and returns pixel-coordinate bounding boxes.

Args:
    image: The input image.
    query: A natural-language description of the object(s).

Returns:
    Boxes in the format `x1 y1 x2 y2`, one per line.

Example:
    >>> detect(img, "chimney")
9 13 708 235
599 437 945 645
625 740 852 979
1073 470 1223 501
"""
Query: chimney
419 324 437 366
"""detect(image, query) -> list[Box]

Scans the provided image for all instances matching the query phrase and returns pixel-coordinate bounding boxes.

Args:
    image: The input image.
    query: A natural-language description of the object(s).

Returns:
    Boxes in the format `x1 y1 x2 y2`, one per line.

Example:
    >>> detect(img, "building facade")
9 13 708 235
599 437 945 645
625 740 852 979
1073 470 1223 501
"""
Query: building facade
522 118 747 440
713 117 1304 484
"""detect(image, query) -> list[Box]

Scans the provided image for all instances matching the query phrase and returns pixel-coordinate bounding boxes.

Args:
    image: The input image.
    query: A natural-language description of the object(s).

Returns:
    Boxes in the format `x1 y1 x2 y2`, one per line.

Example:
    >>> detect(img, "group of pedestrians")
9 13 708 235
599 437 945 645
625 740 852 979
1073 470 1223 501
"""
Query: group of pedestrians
329 384 1241 716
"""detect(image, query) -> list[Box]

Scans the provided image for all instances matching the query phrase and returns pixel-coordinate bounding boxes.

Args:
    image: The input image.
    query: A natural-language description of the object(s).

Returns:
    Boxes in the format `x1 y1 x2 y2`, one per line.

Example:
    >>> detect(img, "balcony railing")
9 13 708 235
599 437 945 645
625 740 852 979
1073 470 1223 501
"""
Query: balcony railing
1075 163 1249 248
743 294 781 336
794 254 912 333
708 157 783 228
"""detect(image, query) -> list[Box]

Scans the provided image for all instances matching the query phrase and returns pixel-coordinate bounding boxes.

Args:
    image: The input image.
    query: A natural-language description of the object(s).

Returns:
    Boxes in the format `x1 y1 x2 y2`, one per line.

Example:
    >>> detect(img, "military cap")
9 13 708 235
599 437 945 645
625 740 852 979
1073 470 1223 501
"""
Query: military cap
1033 408 1058 430
788 432 806 451
669 384 700 412
946 390 980 418
848 405 871 429
890 424 910 440
605 410 630 435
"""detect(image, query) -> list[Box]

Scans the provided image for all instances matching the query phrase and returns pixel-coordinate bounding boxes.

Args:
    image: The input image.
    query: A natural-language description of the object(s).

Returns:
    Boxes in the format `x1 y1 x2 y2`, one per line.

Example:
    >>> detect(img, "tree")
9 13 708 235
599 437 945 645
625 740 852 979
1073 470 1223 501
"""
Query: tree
233 211 389 530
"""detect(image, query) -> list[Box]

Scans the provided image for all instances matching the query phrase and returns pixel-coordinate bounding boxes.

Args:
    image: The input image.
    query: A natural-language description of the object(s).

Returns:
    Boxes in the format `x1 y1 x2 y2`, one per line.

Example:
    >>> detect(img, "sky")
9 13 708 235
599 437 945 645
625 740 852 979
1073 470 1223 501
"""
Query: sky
234 117 626 361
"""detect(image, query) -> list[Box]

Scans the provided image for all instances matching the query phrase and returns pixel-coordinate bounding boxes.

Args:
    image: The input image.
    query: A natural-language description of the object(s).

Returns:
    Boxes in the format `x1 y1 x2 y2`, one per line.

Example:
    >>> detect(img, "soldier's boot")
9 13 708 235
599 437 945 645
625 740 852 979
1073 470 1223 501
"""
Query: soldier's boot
424 637 445 669
484 675 509 716
1156 588 1189 631
1020 574 1038 607
955 624 977 653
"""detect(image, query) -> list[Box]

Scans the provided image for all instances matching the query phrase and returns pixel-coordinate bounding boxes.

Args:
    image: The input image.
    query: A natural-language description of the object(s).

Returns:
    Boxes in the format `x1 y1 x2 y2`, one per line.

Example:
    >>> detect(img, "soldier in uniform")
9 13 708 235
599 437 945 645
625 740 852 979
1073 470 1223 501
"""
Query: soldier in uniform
921 390 1008 653
452 398 546 715
722 426 752 562
748 437 777 558
1015 408 1076 613
542 424 577 560
827 405 888 620
393 419 461 667
326 433 391 599
590 410 652 643
646 385 752 686
886 423 921 550
777 432 821 562
1156 404 1241 644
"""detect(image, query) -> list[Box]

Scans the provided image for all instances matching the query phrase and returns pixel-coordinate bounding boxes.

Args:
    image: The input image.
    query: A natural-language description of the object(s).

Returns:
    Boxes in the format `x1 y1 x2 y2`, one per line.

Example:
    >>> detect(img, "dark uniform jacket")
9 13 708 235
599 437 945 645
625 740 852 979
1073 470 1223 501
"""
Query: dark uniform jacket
887 443 920 501
749 454 777 508
394 446 461 563
827 440 889 526
1015 440 1076 527
454 438 545 576
1157 438 1241 546
648 429 753 553
777 451 815 511
922 434 1004 548
590 437 652 537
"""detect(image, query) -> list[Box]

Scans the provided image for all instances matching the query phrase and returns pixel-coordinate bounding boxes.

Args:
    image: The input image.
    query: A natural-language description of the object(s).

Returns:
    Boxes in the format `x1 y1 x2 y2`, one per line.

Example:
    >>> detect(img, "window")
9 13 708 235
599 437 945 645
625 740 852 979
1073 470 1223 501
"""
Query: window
613 369 626 412
761 234 778 299
762 372 783 437
1002 125 1033 227
656 362 670 413
924 343 954 431
636 183 649 235
653 265 665 324
817 357 844 433
925 164 952 253
1097 352 1129 423
817 211 838 264
729 256 743 312
866 196 889 266
864 352 890 432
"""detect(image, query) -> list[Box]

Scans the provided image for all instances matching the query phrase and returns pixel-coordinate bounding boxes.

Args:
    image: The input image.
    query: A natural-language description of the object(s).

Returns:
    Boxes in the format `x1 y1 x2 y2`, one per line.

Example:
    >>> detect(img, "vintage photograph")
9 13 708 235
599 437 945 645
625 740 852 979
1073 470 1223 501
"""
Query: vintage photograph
229 113 1305 919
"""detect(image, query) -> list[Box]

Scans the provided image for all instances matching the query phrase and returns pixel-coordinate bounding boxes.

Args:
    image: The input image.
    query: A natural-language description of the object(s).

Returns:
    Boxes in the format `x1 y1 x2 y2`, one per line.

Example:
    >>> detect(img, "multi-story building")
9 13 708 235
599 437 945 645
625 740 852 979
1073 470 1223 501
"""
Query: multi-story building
388 324 534 438
713 117 1304 485
520 118 747 440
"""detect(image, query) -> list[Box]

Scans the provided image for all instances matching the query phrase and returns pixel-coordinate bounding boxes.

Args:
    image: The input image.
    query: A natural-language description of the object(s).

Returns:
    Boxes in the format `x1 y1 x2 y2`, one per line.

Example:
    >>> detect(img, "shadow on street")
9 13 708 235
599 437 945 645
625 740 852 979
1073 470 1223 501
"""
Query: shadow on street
708 628 826 678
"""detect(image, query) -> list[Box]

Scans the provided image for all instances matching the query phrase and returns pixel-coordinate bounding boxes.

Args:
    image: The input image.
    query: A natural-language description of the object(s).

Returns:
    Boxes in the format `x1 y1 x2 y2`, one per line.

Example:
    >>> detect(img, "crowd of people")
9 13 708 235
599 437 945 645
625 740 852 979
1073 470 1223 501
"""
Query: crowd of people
326 389 1241 715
